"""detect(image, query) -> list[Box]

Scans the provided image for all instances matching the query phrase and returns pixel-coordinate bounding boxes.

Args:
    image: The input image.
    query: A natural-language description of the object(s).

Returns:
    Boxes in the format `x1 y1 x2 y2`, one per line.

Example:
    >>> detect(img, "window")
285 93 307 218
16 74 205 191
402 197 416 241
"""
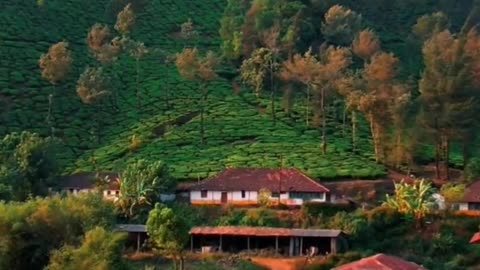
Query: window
469 203 480 210
201 190 208 198
271 192 280 198
290 192 325 201
115 191 120 196
69 188 74 193
107 190 111 195
241 190 246 198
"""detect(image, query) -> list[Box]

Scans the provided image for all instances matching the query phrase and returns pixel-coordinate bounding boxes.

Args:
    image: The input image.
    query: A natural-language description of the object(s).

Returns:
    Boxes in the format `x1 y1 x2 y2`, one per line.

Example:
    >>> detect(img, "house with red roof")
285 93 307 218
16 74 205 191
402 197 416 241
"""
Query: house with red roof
333 253 428 270
187 168 332 206
455 180 480 211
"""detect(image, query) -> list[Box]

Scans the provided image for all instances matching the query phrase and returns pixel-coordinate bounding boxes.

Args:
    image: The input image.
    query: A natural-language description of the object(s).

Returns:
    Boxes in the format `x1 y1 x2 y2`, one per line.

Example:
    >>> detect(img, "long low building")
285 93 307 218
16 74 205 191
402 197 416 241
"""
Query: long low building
186 168 336 206
189 226 346 256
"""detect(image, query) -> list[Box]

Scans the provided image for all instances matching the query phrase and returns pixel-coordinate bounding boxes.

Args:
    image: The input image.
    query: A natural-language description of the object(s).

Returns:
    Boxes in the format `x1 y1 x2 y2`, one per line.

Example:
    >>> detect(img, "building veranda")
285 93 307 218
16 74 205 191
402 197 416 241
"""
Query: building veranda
189 226 346 257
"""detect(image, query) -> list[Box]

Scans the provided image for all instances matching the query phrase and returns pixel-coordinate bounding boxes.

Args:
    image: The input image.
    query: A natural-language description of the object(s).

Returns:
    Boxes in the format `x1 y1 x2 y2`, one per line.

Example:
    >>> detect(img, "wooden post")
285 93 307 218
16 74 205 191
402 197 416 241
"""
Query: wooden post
219 235 223 252
247 237 250 251
275 236 279 254
136 233 140 252
289 237 294 257
300 237 303 256
330 237 337 255
190 235 193 252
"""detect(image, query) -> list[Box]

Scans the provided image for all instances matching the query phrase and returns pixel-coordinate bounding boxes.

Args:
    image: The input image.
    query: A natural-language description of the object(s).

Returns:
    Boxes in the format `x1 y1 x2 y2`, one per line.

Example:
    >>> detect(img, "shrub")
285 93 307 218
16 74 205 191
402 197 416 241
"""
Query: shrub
464 157 480 182
302 202 355 217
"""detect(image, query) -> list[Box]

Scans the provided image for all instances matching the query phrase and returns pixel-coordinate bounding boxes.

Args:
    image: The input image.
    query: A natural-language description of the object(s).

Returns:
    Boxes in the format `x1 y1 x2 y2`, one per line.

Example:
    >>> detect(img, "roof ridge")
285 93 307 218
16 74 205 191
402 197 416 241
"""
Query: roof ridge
294 169 330 192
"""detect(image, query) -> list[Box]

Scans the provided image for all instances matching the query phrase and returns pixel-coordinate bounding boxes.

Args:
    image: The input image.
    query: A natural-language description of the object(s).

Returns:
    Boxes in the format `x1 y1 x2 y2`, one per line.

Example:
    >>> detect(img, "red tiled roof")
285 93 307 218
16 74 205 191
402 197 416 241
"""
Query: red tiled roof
470 232 480 244
462 181 480 203
188 168 329 193
333 254 428 270
60 172 120 190
189 226 342 238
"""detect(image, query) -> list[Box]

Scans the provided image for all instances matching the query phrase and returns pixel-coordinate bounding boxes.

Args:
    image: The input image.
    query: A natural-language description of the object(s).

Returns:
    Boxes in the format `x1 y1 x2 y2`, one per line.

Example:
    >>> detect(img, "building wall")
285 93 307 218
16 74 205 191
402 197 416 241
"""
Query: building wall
64 188 119 201
190 190 327 206
191 190 258 205
459 203 470 211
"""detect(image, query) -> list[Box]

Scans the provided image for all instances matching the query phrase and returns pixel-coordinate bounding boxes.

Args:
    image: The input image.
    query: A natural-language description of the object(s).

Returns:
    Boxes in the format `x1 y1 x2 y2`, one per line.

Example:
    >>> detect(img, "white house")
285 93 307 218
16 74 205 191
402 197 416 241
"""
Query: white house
454 180 480 211
60 172 121 201
187 168 332 206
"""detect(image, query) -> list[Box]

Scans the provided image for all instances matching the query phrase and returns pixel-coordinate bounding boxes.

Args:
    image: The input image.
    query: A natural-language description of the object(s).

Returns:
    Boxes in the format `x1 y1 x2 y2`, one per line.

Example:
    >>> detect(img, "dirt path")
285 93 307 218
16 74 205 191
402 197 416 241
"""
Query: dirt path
250 257 312 270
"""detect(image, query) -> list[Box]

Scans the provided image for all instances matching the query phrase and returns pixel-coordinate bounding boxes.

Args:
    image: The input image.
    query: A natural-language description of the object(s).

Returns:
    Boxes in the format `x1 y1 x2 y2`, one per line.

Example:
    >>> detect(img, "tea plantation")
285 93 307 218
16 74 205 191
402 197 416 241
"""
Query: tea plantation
0 0 386 181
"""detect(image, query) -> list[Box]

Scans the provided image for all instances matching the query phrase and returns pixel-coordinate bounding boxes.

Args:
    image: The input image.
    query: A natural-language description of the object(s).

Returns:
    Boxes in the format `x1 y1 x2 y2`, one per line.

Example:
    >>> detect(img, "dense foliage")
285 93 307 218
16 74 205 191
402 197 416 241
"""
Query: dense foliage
0 194 116 270
0 131 59 201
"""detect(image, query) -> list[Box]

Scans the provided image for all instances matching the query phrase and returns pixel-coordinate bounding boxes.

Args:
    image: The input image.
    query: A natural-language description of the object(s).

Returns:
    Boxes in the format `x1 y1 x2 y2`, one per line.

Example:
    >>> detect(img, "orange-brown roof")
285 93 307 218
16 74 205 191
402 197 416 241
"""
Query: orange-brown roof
333 253 428 270
189 168 329 193
470 232 480 244
190 226 342 238
462 181 480 203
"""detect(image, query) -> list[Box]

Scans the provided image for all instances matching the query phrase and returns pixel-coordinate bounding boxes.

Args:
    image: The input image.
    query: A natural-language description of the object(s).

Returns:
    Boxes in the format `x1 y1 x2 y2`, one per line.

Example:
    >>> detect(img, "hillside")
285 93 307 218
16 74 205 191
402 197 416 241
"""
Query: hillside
0 0 475 181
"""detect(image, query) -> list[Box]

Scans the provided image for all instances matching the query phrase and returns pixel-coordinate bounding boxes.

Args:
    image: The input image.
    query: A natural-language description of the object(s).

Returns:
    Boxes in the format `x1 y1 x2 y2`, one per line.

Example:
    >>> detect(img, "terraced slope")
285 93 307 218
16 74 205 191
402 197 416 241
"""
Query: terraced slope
0 0 387 181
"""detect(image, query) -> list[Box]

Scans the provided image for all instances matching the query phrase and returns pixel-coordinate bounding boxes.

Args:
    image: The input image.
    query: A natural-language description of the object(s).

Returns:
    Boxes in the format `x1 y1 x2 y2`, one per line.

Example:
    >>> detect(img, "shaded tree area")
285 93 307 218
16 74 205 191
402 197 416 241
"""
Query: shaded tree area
0 194 116 270
219 0 480 180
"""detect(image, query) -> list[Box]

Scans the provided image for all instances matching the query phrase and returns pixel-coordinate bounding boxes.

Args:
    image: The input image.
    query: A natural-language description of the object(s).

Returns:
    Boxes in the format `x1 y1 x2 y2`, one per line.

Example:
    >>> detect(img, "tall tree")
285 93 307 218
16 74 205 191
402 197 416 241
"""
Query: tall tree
128 41 148 108
114 3 135 37
419 29 480 179
147 203 190 270
281 48 321 126
175 48 218 145
39 42 73 136
76 67 110 144
240 47 279 123
412 12 450 41
313 45 351 154
321 5 362 46
281 46 351 153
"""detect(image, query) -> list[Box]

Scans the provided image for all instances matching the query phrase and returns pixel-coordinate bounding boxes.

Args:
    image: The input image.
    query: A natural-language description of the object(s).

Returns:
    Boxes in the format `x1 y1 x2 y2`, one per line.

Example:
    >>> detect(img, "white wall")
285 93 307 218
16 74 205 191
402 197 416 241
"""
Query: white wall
459 203 469 211
190 190 327 205
191 190 258 203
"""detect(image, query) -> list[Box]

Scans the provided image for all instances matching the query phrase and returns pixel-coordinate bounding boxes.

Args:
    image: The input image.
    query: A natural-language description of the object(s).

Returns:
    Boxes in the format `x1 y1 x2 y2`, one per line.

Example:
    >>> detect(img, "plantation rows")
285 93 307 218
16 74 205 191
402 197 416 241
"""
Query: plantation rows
0 0 387 181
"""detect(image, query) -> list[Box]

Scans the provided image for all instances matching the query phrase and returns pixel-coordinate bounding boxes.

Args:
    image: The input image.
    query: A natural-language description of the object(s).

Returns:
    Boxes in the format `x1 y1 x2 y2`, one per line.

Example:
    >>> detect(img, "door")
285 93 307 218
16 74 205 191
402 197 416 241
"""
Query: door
221 192 228 204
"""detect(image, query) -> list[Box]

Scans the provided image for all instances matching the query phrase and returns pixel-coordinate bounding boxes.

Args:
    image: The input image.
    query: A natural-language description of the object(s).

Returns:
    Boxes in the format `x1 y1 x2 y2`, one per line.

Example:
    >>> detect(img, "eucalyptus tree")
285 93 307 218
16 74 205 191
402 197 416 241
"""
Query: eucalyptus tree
39 41 73 136
76 67 110 144
175 48 218 145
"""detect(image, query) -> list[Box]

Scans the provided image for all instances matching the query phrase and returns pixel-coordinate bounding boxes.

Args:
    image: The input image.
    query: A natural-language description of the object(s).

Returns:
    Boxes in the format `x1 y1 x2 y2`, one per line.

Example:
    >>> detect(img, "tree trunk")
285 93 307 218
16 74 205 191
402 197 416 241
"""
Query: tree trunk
369 113 379 162
321 87 327 154
179 255 185 270
342 104 347 137
445 136 450 180
435 138 440 179
48 85 55 137
306 85 310 126
270 59 276 125
463 137 469 169
352 111 357 153
200 89 207 145
135 58 141 109
395 131 402 168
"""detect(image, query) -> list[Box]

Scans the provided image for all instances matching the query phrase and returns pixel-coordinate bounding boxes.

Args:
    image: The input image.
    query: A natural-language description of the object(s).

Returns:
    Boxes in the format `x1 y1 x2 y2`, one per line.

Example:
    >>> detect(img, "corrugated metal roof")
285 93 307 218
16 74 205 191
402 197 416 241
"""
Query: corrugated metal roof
189 226 342 238
188 168 330 193
333 253 428 270
115 224 147 233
